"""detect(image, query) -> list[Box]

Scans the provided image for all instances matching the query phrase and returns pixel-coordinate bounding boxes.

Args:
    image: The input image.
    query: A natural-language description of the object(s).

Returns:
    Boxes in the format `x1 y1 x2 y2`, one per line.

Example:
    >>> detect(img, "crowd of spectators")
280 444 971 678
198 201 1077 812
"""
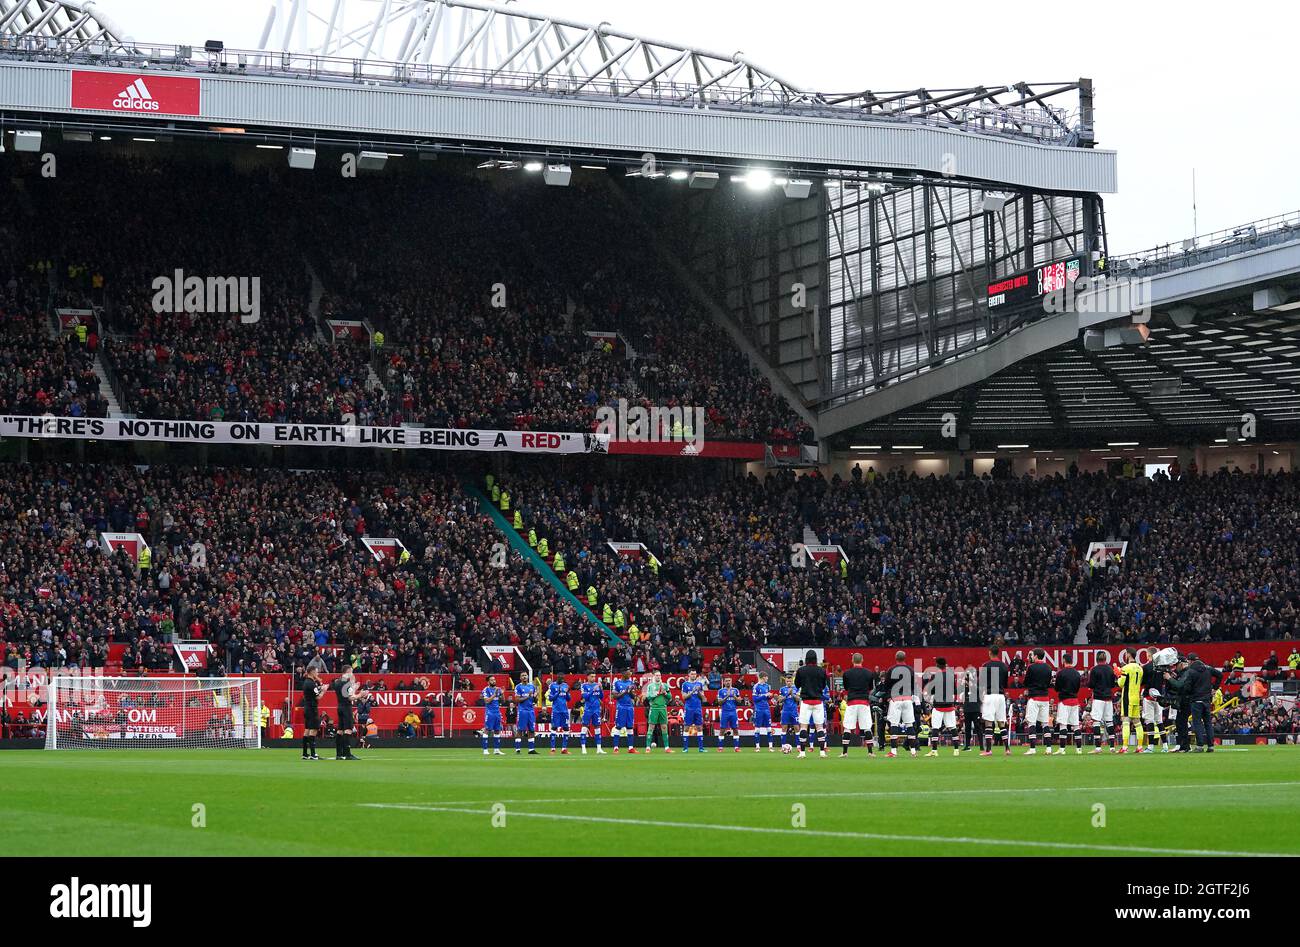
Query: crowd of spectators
499 465 1300 656
1084 469 1300 644
1 459 1298 693
1 153 808 440
1212 697 1300 737
0 280 107 420
0 461 609 680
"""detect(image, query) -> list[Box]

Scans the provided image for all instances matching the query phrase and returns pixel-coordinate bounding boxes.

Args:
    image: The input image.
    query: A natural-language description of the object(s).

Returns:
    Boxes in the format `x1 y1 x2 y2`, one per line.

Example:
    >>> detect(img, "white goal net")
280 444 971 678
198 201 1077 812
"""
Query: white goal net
45 675 262 750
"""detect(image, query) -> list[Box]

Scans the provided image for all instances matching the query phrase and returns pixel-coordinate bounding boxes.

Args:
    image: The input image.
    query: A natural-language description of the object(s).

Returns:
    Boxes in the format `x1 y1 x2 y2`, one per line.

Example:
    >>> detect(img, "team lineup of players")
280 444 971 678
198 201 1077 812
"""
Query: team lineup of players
477 645 1180 758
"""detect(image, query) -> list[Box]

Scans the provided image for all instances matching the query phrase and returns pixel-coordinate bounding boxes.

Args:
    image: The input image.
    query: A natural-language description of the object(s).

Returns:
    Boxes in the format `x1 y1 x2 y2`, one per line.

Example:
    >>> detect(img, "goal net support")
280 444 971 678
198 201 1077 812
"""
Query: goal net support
45 676 262 750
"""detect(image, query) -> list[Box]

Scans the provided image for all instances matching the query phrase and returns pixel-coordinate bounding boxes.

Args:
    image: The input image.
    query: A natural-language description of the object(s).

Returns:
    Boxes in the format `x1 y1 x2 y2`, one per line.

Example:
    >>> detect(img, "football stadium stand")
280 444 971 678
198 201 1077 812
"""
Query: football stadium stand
0 0 1297 754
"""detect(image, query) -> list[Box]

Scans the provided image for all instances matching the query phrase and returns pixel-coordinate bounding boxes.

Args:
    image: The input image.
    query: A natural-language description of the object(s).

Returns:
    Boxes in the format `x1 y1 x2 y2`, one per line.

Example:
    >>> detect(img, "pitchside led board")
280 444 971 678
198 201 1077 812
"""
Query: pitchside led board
986 255 1084 312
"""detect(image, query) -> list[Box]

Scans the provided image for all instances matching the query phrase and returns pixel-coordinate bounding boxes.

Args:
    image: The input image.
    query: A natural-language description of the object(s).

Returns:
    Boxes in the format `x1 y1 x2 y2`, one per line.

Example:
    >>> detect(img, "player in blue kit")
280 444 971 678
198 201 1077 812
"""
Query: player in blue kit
611 671 639 753
680 669 707 753
579 673 607 755
513 672 538 755
716 677 741 752
778 674 800 753
547 677 573 754
751 678 775 751
481 676 505 756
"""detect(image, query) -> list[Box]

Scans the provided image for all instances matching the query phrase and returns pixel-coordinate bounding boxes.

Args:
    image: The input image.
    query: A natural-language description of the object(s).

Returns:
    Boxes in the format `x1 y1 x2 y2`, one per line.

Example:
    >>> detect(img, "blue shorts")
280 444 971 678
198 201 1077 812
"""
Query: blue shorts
551 709 570 730
582 710 601 728
753 707 772 727
485 712 502 732
615 705 635 729
720 710 739 730
781 710 798 727
517 708 536 732
683 706 703 727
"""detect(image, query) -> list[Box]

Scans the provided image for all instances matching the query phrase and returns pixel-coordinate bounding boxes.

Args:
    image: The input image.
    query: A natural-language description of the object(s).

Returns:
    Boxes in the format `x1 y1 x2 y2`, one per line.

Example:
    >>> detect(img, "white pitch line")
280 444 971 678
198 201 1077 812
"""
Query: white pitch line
374 780 1300 809
357 804 1294 857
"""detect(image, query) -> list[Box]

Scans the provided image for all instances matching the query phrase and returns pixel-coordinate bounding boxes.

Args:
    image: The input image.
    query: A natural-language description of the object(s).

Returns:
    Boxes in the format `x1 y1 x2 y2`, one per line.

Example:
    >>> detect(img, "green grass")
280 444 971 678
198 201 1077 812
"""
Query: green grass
2 745 1298 856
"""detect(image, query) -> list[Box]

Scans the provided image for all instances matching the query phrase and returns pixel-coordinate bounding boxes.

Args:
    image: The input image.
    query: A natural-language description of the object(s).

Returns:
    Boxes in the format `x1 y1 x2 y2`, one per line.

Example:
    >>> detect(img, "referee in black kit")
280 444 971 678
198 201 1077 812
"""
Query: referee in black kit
330 665 369 760
300 665 325 760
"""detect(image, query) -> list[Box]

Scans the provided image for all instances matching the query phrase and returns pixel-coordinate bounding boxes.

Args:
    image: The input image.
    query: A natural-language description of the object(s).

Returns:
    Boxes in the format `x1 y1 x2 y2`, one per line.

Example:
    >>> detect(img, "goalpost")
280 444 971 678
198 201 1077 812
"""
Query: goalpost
45 675 262 750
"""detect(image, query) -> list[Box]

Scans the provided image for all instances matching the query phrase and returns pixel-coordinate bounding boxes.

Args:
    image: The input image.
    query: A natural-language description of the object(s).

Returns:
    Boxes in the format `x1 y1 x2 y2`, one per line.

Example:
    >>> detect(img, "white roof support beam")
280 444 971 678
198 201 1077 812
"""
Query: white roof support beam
248 0 811 103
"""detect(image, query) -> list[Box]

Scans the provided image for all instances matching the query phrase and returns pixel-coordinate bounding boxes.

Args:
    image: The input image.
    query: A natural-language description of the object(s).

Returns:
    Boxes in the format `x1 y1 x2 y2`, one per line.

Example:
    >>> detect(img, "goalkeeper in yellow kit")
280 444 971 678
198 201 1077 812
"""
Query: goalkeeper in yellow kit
1118 650 1145 753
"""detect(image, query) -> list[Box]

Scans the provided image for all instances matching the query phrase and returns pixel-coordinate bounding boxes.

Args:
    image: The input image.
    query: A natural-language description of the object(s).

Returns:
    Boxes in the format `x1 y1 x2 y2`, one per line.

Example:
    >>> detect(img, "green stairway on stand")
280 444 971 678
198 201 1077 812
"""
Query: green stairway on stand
465 483 623 647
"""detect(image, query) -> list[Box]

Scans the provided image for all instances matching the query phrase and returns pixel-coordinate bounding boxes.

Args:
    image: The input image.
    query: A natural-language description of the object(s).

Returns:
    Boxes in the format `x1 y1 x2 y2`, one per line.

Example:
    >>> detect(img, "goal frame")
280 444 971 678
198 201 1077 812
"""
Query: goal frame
45 675 263 750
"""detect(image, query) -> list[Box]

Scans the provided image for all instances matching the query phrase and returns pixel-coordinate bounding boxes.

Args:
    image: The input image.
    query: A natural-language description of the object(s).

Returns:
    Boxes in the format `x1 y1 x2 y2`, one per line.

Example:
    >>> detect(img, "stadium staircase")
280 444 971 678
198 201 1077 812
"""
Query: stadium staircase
1075 602 1098 644
304 258 327 343
463 483 623 647
92 356 125 418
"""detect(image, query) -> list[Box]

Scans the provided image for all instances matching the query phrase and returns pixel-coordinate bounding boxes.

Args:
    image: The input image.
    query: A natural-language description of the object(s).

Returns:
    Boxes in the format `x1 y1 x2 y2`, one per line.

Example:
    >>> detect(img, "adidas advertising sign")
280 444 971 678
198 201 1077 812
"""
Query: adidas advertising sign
114 78 160 111
70 70 201 116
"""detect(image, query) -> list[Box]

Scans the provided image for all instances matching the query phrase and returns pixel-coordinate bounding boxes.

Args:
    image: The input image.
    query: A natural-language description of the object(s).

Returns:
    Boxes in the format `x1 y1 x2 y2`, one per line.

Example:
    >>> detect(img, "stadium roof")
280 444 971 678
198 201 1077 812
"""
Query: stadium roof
0 0 126 49
0 0 1114 191
833 305 1300 450
250 0 1089 139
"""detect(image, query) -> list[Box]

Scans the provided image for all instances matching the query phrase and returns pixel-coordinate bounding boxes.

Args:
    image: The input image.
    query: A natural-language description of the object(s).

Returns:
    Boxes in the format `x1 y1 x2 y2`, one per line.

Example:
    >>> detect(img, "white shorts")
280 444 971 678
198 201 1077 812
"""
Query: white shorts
1142 700 1163 725
931 708 957 729
1025 698 1053 726
1056 702 1081 727
981 694 1007 723
797 702 826 727
886 700 915 728
1090 699 1114 724
842 703 873 732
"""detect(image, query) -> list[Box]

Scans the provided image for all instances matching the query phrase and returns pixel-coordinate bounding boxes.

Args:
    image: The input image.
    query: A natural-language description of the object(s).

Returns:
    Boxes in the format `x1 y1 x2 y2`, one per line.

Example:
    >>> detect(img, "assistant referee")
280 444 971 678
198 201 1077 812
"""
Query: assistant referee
329 666 366 760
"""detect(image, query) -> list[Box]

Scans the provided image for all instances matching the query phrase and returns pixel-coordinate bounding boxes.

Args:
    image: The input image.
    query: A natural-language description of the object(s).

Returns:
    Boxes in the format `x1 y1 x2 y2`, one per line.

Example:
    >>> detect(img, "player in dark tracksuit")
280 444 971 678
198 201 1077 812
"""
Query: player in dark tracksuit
840 658 877 756
793 652 830 756
1087 661 1119 751
978 653 1010 755
924 658 959 754
1053 665 1084 753
1021 654 1054 752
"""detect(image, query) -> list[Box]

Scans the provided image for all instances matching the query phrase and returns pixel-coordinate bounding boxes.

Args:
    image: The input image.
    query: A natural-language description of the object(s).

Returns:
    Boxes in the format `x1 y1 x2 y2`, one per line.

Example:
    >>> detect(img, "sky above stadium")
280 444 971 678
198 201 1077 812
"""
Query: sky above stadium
100 0 1299 254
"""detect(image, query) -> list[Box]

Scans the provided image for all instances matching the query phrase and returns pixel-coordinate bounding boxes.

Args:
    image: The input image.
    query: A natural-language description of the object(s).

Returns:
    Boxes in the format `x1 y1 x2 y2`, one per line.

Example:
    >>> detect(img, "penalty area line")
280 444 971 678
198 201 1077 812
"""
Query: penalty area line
356 804 1292 857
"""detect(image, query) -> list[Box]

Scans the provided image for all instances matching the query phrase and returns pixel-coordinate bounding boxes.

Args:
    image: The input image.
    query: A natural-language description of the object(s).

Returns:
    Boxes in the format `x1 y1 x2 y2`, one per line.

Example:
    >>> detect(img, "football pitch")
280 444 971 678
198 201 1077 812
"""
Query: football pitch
2 746 1298 857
